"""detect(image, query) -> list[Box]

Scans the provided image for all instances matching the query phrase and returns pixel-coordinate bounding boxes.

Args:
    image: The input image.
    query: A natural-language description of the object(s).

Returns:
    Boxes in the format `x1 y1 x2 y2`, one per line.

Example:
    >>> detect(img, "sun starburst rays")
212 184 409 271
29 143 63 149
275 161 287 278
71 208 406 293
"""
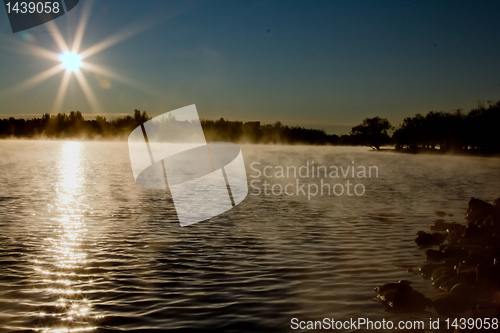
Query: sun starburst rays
71 0 93 54
4 64 64 96
52 70 72 114
2 0 153 115
74 70 104 113
46 20 70 53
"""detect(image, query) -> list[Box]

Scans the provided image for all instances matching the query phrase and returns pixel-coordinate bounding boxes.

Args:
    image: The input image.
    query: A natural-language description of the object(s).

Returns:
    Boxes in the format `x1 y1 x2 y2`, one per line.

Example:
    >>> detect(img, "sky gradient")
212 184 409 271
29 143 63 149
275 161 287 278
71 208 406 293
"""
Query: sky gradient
1 0 499 134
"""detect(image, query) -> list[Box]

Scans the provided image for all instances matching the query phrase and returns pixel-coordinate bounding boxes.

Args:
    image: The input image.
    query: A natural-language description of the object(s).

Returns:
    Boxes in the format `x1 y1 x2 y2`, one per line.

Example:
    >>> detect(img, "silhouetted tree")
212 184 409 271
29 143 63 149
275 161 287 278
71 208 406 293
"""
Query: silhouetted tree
392 101 500 154
351 117 393 150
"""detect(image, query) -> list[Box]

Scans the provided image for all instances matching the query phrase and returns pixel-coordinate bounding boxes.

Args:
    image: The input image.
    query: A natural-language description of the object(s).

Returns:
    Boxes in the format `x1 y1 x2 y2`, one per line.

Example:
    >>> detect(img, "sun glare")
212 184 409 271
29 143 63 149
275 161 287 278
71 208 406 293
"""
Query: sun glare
59 51 82 72
1 0 159 115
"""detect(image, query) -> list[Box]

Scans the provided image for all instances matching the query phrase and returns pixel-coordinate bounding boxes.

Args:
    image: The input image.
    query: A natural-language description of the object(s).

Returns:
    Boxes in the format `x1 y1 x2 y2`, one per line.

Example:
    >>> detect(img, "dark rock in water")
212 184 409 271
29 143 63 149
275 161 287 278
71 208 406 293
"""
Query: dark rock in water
477 301 500 318
476 264 500 287
436 211 448 217
375 281 412 294
476 251 500 266
445 256 464 266
459 223 488 246
397 279 412 285
450 283 476 300
439 274 466 292
442 245 469 258
447 224 466 243
377 287 431 312
484 214 500 230
495 198 500 208
432 293 469 314
463 252 483 266
432 274 455 288
426 249 447 262
420 263 447 279
432 220 462 232
456 266 477 283
431 267 454 281
415 231 447 246
375 281 431 312
431 219 448 231
432 232 447 244
377 197 500 317
466 197 494 224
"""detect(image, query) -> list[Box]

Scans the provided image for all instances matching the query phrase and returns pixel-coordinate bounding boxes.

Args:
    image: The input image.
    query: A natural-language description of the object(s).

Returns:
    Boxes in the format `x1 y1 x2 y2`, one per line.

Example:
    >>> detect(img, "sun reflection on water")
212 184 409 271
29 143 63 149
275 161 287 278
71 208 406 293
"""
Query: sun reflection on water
33 142 101 332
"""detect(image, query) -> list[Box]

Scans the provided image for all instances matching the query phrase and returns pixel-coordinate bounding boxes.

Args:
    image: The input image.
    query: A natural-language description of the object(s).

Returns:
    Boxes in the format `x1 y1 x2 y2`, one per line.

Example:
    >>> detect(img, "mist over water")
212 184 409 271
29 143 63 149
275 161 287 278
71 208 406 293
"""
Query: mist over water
0 141 499 332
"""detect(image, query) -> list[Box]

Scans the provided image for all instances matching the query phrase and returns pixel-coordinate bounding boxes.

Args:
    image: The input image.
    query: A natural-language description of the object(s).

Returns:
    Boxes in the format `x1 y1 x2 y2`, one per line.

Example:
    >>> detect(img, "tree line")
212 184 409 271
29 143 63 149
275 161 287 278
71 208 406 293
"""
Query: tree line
0 110 343 144
392 100 500 153
344 100 500 153
0 99 499 153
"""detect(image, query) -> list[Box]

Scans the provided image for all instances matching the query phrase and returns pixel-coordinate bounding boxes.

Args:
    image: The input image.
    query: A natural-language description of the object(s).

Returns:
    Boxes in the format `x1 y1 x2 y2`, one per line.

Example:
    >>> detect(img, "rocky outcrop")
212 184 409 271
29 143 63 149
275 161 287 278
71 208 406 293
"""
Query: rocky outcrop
375 197 500 318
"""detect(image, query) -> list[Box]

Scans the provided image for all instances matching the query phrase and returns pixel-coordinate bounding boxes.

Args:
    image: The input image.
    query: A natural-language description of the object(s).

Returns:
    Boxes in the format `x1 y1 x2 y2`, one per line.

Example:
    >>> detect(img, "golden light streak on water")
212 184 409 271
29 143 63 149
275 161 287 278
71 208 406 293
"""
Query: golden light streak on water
32 142 102 333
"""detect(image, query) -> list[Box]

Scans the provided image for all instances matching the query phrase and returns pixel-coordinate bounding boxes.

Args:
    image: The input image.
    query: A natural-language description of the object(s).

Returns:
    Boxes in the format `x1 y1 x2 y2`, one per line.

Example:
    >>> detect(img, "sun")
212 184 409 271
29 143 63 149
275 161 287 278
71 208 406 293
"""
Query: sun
59 51 82 72
1 0 160 115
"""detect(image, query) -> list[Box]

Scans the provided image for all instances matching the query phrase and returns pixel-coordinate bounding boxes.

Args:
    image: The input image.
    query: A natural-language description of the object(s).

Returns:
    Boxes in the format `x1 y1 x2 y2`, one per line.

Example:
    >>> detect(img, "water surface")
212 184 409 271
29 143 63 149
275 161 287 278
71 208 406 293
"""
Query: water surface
0 141 499 332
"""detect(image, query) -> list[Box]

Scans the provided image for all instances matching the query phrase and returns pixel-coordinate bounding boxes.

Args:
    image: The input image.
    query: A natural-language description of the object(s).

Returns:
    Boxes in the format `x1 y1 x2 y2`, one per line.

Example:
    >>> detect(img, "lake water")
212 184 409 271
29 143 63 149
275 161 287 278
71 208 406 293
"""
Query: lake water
0 141 499 332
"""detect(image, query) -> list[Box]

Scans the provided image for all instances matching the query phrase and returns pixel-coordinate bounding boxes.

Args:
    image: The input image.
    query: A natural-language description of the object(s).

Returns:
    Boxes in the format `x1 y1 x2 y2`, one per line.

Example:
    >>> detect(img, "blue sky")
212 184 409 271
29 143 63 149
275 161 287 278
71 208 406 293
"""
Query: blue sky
0 0 499 134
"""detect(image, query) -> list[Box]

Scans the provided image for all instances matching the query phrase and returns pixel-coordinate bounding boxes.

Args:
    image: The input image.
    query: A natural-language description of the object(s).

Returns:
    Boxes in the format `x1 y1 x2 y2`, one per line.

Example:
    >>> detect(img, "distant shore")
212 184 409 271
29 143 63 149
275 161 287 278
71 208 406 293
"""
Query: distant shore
2 98 499 153
378 147 500 158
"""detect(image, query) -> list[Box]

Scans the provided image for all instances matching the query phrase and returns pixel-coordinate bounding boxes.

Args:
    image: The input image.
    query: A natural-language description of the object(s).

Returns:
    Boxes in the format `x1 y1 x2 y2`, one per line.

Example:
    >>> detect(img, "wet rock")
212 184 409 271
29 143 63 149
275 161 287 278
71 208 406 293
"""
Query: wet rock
431 267 454 282
377 286 431 312
431 219 448 231
378 196 500 317
455 266 477 283
466 198 494 224
459 223 487 246
397 279 412 285
426 249 447 262
476 264 500 287
436 211 448 217
420 263 447 279
439 274 466 292
375 281 412 294
494 198 500 208
375 281 431 312
415 231 447 246
432 293 469 314
432 274 455 288
477 301 500 318
447 224 467 244
442 245 469 258
432 220 462 232
445 256 464 266
463 252 483 266
450 283 476 301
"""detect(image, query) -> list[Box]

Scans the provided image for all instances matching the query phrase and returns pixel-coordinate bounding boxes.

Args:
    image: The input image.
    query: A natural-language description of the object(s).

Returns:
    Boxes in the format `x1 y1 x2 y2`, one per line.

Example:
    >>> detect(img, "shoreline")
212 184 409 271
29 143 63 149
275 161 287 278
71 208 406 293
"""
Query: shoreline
376 148 500 158
2 139 500 157
375 197 500 325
